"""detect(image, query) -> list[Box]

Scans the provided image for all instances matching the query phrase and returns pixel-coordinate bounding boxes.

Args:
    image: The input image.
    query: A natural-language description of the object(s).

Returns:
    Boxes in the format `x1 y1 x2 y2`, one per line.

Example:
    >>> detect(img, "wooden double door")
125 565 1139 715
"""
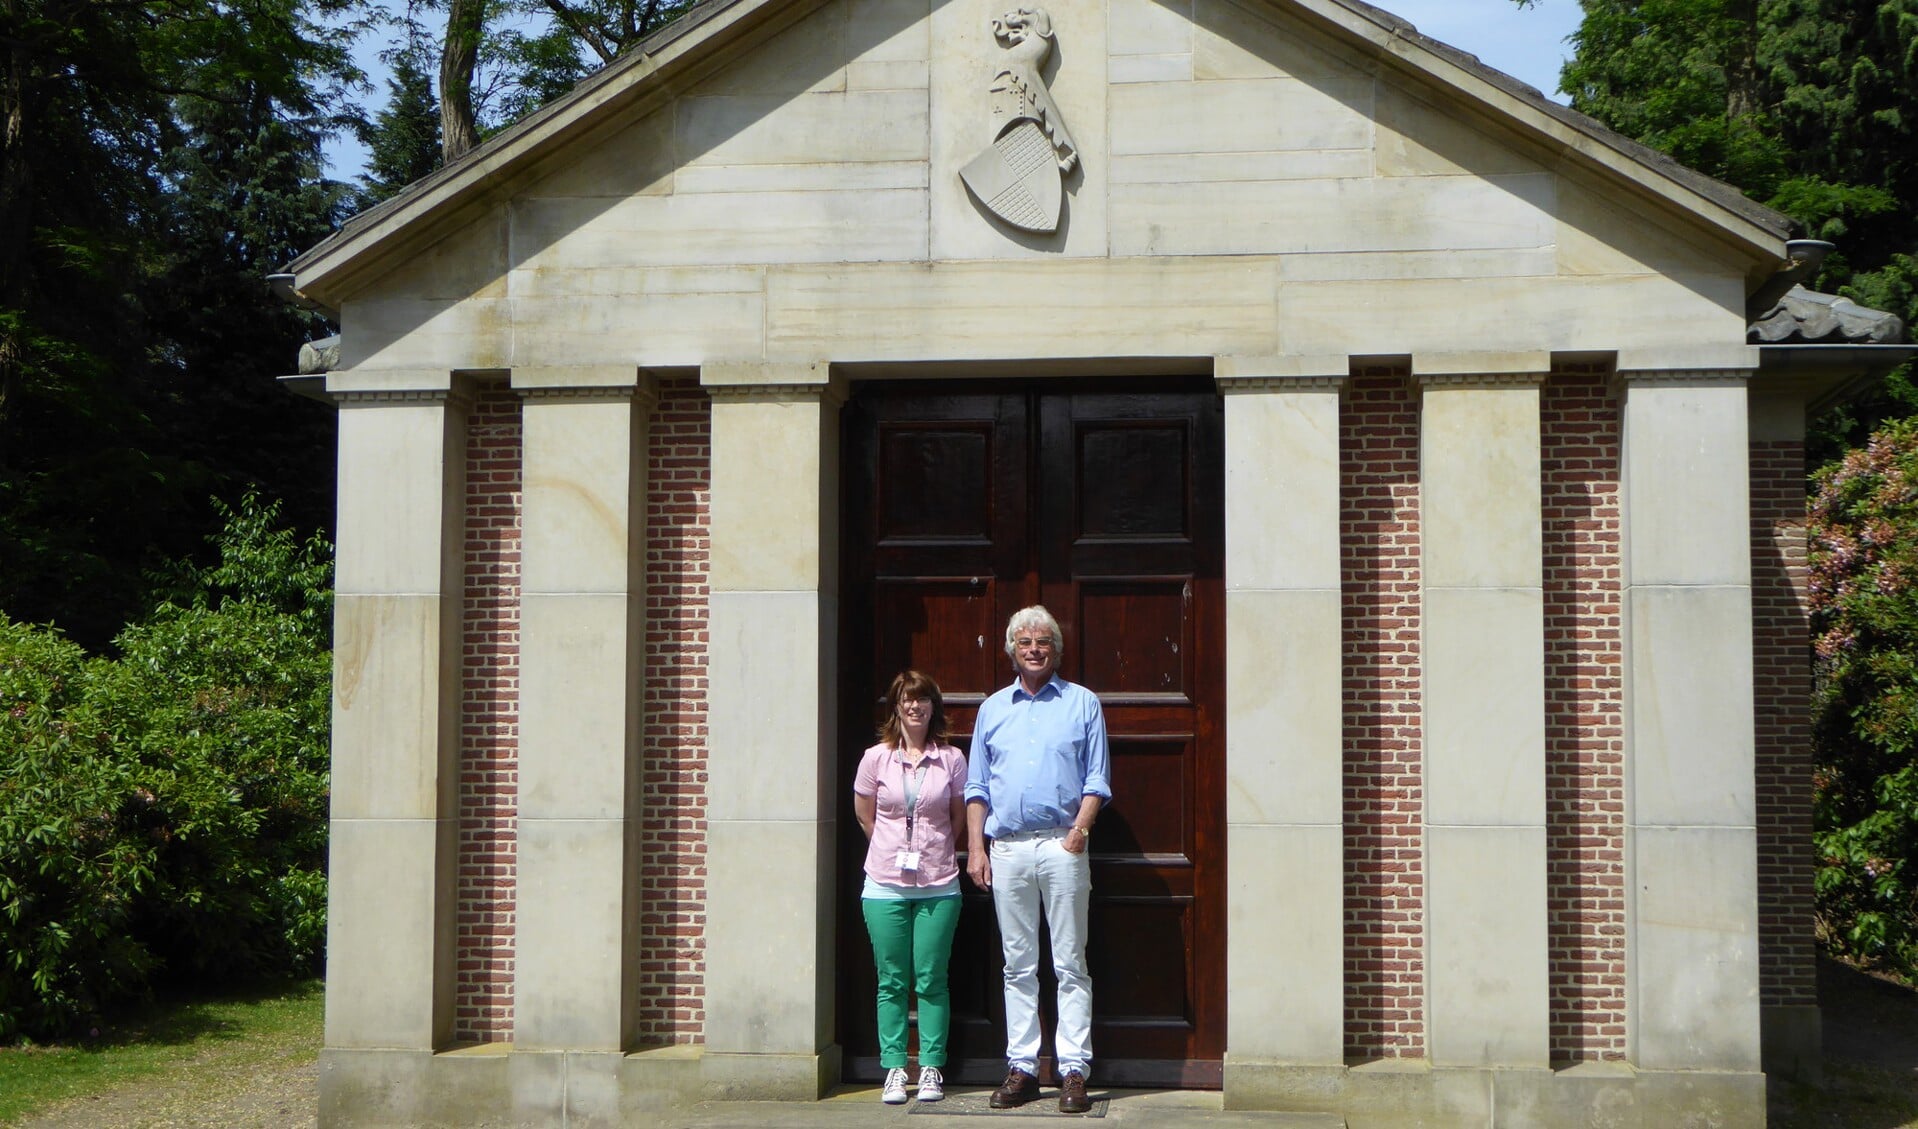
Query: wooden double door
837 380 1225 1087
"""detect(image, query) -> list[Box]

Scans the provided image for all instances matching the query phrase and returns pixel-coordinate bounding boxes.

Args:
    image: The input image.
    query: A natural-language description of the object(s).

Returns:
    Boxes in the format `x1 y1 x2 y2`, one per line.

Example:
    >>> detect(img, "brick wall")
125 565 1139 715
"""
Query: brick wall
1341 367 1426 1058
1539 367 1627 1060
1752 438 1818 1008
456 384 523 1044
450 377 714 1046
635 375 712 1043
442 372 1802 1056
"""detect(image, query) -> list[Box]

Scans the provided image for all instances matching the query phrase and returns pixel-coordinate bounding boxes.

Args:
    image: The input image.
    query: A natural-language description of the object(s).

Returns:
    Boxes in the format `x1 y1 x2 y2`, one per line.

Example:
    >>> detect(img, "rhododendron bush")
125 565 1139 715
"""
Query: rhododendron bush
1811 417 1918 970
0 497 330 1041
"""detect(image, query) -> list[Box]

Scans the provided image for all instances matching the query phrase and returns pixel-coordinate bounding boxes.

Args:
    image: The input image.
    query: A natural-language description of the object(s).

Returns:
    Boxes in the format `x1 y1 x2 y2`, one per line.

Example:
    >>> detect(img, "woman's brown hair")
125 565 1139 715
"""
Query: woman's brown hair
877 669 950 747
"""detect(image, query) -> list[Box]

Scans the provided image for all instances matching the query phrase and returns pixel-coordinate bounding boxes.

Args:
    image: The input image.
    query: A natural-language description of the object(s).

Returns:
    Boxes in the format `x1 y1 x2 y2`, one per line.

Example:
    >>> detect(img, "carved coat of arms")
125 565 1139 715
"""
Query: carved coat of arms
961 7 1079 234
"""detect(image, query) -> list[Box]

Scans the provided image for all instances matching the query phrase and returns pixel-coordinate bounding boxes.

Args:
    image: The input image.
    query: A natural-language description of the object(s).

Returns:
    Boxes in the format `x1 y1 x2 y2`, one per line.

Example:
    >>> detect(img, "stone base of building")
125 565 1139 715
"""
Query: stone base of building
318 1044 839 1127
1221 1058 1767 1128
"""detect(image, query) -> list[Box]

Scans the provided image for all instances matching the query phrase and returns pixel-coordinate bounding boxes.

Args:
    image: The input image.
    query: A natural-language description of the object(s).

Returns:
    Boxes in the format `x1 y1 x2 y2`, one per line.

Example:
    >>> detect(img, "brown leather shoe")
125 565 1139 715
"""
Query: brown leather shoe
1059 1070 1091 1114
988 1067 1040 1108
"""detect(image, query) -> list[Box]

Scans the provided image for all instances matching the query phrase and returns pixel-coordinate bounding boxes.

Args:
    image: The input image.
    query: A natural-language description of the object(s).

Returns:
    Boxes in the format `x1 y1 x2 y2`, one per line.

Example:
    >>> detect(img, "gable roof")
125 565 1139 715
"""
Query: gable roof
284 0 1795 310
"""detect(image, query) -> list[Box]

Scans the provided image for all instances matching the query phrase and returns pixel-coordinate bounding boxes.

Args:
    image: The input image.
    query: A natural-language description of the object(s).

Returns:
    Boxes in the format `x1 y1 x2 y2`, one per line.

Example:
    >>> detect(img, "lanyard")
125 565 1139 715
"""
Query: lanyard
901 754 932 847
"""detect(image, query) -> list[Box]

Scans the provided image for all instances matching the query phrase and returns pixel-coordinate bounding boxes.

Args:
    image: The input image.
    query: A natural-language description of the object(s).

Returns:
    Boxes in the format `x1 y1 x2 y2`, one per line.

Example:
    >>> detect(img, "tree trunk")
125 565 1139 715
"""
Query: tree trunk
439 0 483 162
0 0 32 425
1724 0 1760 122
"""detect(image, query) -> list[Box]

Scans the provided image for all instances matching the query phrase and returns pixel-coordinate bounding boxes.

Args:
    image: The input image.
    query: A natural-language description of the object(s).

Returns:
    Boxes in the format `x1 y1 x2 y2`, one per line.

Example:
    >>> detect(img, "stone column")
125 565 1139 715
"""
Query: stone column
323 373 470 1052
1216 357 1348 1106
511 368 653 1068
1617 360 1761 1073
699 362 843 1099
1415 354 1549 1069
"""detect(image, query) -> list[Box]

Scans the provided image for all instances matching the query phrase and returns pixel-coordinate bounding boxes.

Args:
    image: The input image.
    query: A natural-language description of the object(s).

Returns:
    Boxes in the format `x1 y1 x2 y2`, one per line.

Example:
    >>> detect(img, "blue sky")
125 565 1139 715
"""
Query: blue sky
1385 0 1581 99
324 0 1584 181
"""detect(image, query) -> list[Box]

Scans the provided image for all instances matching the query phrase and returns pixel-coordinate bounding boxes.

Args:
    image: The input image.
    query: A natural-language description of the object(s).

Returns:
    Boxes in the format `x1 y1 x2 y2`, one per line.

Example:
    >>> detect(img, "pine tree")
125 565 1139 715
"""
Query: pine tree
362 48 443 202
0 0 356 646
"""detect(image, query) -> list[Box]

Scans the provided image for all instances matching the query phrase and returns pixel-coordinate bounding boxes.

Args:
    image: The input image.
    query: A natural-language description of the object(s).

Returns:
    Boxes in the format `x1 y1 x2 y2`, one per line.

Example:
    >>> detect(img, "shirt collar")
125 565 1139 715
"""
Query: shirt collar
1010 674 1066 702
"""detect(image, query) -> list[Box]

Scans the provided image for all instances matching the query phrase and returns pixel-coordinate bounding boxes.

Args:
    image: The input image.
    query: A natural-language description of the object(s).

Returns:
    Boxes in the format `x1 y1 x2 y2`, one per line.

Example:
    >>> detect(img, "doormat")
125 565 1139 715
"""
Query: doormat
905 1090 1109 1118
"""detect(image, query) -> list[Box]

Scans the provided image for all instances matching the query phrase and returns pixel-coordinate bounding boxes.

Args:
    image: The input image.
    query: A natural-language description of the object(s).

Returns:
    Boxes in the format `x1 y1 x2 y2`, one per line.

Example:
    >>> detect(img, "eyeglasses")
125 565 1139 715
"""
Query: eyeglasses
1013 637 1054 651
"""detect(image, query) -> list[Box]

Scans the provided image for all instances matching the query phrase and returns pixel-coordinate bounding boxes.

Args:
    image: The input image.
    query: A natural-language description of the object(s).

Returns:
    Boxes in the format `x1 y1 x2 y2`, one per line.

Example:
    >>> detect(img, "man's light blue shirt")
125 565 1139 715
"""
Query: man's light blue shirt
965 674 1112 839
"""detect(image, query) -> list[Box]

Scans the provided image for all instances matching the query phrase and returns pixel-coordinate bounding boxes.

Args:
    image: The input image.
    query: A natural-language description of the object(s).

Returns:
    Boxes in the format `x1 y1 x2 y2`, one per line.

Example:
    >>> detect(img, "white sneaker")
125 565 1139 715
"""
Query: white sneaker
881 1067 909 1104
916 1066 945 1102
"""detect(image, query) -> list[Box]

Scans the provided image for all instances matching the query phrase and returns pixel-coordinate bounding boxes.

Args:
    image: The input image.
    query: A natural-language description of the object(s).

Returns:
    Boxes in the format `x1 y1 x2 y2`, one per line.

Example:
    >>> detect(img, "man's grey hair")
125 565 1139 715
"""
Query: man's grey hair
1003 605 1064 659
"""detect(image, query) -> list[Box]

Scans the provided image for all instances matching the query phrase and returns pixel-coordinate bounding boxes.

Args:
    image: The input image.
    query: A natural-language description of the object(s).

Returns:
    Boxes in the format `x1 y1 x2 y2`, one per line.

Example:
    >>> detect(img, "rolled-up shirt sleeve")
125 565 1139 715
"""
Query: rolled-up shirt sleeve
963 707 994 806
1080 693 1112 802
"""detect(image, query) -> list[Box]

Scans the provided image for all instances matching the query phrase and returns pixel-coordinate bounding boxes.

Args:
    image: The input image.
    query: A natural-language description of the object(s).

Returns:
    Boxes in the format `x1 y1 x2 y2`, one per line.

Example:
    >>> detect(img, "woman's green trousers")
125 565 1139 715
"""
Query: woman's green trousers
861 896 962 1068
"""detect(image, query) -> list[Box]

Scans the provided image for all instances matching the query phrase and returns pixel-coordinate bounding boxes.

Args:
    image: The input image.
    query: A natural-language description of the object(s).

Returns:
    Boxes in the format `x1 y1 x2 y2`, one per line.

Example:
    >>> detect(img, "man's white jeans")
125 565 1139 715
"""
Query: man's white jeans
989 827 1093 1077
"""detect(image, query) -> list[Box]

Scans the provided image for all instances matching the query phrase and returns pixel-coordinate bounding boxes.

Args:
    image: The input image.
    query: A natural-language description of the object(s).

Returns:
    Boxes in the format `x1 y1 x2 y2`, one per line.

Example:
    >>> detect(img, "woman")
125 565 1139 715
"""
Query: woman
854 670 968 1104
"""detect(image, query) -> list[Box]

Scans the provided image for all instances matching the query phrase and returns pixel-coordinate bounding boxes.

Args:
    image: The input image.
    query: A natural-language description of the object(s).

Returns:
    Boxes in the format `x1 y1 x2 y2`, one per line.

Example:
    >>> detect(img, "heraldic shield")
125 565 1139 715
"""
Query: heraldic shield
961 116 1063 234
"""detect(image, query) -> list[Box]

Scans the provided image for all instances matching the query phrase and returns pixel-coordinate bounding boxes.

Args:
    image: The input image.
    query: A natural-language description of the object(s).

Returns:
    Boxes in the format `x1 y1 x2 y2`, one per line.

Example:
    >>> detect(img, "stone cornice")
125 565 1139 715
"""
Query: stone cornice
1215 375 1349 394
333 388 474 411
517 379 658 409
1415 372 1547 390
1615 368 1754 386
705 382 848 407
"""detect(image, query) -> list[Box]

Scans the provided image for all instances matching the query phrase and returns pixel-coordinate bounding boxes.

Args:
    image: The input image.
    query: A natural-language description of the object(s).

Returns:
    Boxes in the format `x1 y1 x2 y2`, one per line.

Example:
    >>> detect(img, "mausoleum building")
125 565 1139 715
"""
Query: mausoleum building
278 1 1916 1125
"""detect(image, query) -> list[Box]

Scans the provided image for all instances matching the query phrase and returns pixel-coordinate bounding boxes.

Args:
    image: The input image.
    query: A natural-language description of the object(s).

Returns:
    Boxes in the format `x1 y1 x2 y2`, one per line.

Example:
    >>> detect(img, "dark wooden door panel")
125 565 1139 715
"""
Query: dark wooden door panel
839 381 1223 1087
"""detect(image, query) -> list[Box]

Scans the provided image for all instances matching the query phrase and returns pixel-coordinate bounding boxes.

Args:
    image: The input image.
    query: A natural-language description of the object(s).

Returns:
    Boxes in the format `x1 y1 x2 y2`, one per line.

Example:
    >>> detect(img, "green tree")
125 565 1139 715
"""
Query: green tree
431 0 700 164
361 46 443 202
0 0 356 647
523 0 702 66
1521 0 1918 435
0 616 153 1041
92 494 333 984
0 495 332 1040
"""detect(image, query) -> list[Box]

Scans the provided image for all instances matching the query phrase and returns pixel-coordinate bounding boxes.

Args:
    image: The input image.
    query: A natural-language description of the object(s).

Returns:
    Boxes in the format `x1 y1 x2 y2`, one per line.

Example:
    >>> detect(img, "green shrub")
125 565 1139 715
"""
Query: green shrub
1811 417 1918 971
92 602 332 981
0 618 157 1041
0 494 332 1039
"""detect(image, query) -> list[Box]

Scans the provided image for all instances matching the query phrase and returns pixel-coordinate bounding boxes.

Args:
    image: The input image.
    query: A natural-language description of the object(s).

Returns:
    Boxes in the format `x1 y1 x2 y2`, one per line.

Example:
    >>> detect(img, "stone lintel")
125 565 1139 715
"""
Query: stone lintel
1616 368 1755 387
511 364 656 396
1412 350 1551 384
1215 354 1350 391
1416 371 1547 390
702 359 830 389
332 387 474 411
1616 342 1761 376
327 367 459 397
705 382 848 406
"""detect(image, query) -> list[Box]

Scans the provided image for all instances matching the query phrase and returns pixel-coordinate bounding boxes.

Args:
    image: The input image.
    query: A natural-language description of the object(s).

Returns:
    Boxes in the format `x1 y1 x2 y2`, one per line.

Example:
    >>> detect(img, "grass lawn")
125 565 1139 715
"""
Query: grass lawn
0 979 322 1124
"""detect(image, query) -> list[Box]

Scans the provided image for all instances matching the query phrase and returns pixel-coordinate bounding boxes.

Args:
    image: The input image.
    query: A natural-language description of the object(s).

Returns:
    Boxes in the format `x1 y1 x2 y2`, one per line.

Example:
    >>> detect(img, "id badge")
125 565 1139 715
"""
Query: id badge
895 850 922 871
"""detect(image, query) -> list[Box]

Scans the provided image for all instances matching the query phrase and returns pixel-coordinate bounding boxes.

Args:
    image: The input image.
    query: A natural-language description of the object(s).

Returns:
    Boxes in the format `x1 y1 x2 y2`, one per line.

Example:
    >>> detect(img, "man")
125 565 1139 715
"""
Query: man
965 605 1110 1114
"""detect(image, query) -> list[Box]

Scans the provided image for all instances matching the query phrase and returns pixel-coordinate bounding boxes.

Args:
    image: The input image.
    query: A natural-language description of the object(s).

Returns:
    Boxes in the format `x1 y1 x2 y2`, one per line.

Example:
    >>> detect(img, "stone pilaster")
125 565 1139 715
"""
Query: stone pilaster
511 367 655 1053
1618 365 1761 1072
324 371 471 1051
1216 357 1348 1099
699 361 844 1099
1415 356 1550 1068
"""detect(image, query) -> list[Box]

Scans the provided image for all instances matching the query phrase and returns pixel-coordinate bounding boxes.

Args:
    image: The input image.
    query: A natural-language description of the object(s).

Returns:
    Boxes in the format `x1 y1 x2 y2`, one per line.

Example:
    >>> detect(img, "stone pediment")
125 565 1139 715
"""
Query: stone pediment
283 0 1792 313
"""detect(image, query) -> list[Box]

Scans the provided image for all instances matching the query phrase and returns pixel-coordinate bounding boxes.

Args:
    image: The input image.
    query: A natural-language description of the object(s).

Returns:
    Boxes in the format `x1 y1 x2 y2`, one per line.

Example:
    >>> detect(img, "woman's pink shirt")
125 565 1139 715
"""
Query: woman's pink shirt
854 741 969 888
